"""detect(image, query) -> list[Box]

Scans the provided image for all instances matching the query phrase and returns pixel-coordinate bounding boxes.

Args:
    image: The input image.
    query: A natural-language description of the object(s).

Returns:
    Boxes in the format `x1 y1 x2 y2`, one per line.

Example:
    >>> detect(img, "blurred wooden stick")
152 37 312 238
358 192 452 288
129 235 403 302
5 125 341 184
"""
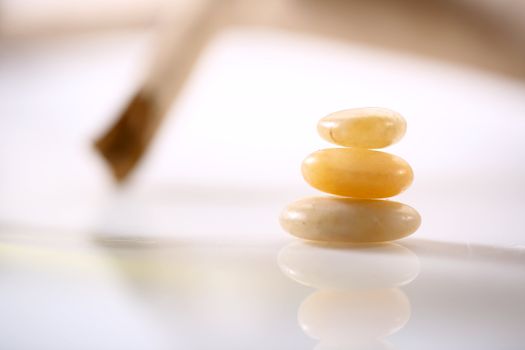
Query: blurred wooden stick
94 91 157 181
94 0 222 182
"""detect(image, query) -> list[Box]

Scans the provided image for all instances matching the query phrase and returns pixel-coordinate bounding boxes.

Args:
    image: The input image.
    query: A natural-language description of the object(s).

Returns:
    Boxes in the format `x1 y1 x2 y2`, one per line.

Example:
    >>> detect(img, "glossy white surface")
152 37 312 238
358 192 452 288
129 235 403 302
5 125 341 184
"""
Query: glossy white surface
0 232 523 350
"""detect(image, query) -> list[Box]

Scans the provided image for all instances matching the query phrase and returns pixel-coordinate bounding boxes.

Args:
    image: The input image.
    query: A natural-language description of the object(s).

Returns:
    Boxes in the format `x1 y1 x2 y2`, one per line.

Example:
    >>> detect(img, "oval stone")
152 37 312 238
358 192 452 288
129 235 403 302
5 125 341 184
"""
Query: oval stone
317 107 406 148
302 148 413 198
279 197 421 243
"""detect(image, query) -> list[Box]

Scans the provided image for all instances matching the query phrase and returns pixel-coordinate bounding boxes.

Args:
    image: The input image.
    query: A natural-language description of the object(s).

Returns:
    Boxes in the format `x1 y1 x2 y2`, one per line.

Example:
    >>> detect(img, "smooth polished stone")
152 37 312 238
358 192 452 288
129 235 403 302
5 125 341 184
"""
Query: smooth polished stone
298 289 410 343
278 241 420 289
301 148 413 198
318 107 406 148
279 197 421 243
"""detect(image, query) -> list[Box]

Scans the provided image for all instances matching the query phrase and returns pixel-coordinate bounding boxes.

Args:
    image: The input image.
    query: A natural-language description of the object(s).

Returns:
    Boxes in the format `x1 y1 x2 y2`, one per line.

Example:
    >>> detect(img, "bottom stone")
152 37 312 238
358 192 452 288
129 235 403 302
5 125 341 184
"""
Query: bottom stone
279 197 421 243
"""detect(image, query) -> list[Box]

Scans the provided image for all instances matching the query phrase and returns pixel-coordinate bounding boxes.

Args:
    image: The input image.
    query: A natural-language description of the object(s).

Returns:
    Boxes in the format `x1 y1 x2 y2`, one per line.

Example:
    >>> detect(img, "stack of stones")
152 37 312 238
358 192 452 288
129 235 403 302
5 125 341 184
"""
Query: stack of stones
280 108 421 243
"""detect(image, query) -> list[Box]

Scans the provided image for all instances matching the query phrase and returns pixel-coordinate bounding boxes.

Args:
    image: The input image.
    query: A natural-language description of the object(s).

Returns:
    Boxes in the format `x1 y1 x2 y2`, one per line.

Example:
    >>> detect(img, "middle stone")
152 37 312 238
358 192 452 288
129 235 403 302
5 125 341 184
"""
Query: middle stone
302 148 413 198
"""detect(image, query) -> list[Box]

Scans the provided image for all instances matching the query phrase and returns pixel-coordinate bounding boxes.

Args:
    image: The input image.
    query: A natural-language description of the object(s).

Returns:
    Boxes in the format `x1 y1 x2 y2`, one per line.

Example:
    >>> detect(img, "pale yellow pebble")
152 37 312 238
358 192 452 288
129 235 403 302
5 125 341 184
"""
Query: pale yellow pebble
302 148 413 198
277 241 420 289
318 107 406 148
298 289 410 342
279 197 421 243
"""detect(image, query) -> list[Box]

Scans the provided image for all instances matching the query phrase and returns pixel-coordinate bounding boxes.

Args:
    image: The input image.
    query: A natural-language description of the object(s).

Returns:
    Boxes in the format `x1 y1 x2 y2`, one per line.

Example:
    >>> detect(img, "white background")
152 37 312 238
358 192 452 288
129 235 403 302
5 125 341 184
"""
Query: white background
1 28 525 245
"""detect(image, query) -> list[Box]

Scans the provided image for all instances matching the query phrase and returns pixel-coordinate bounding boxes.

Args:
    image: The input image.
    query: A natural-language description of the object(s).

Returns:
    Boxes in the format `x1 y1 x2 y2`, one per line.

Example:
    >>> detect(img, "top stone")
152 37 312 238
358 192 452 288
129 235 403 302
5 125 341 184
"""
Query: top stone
317 107 407 148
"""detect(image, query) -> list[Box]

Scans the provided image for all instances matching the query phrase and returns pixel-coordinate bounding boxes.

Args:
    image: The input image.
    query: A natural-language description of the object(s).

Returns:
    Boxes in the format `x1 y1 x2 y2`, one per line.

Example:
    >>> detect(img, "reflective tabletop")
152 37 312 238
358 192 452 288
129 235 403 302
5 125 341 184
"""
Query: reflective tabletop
1 231 523 350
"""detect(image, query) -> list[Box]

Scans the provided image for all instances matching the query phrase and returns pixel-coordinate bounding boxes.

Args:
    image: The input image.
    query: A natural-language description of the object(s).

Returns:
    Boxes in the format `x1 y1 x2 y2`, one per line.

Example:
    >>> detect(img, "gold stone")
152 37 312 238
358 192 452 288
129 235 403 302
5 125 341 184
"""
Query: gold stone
317 107 406 148
279 196 421 243
301 148 413 198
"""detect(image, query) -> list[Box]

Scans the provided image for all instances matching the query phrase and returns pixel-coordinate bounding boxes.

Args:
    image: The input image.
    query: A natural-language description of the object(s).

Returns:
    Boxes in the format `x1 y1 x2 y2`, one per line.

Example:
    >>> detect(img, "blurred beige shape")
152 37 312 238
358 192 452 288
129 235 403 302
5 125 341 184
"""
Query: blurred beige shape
0 0 158 36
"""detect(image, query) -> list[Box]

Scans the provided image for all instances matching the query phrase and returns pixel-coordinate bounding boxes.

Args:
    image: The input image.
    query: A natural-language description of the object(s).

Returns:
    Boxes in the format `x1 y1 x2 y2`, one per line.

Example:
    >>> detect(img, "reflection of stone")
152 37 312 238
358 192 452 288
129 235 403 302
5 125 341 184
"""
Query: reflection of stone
299 289 410 343
278 241 420 290
278 241 420 349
